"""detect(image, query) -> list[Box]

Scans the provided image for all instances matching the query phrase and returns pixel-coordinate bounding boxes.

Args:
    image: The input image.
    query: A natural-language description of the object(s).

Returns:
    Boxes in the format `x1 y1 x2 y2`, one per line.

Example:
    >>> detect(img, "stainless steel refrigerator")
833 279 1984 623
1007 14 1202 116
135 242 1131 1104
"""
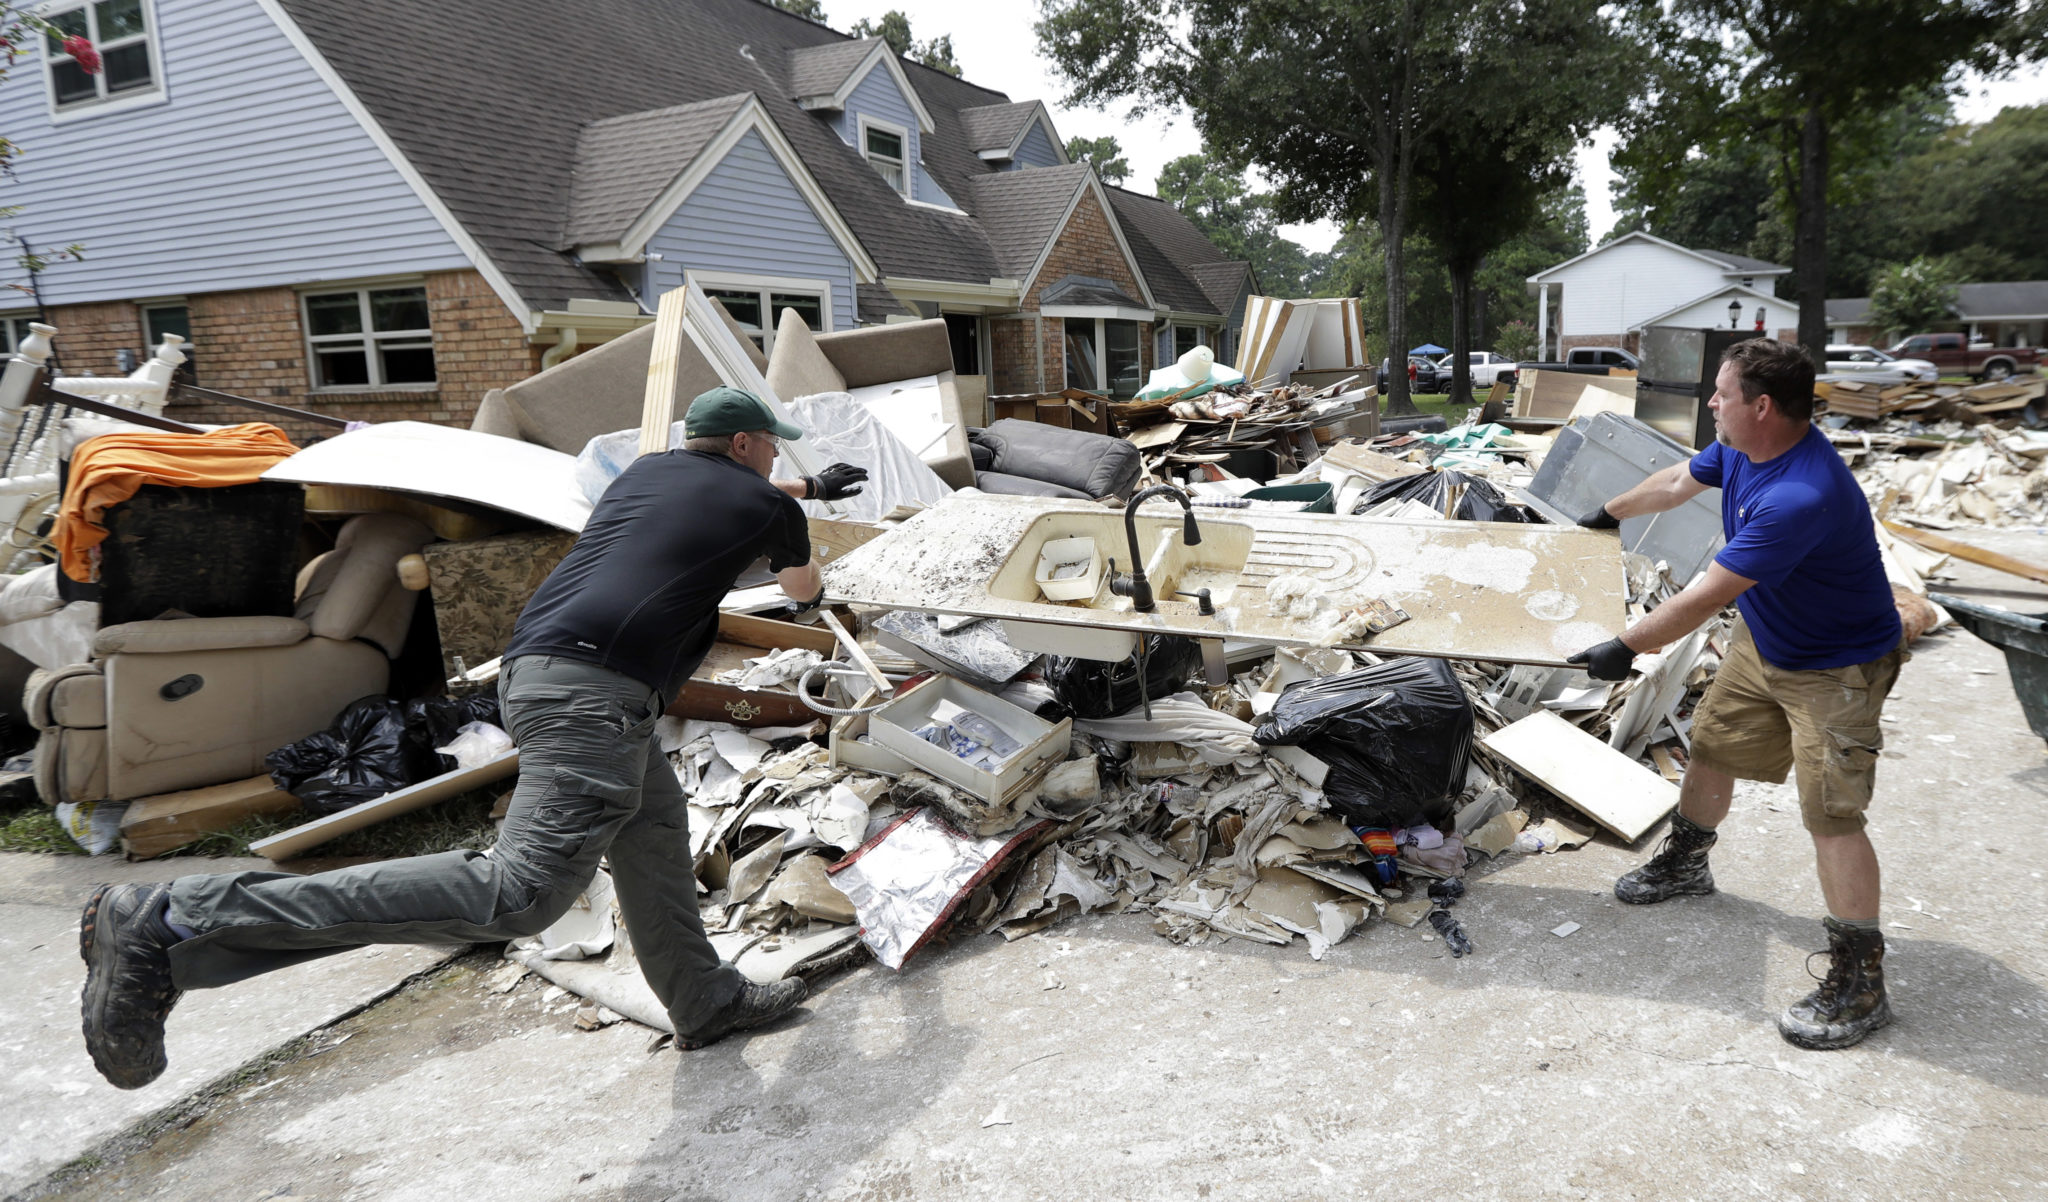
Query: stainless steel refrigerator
1634 326 1764 448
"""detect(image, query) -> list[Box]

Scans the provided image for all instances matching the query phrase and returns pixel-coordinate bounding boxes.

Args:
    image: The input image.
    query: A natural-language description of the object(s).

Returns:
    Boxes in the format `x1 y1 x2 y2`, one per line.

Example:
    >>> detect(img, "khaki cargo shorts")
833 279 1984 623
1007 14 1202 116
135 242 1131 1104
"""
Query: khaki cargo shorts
1688 620 1907 837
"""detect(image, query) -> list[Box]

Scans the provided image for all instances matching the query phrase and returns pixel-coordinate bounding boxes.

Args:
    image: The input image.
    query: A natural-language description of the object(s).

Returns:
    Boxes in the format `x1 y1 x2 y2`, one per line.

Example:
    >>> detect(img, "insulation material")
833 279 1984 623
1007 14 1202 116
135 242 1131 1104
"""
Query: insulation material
775 391 954 524
828 807 1050 969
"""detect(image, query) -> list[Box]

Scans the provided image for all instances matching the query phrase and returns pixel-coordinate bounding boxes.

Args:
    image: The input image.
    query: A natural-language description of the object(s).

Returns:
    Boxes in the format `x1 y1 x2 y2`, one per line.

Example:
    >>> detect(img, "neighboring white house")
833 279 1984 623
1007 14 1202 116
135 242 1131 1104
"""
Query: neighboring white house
1526 231 1793 359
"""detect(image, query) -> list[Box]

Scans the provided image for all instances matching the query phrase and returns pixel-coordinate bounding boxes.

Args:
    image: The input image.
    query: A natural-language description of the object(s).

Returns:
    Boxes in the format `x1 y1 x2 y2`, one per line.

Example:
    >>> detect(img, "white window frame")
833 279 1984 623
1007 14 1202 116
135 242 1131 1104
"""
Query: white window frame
1064 316 1143 398
686 270 834 355
1171 323 1211 361
40 0 169 122
858 114 911 199
0 313 41 360
299 282 438 392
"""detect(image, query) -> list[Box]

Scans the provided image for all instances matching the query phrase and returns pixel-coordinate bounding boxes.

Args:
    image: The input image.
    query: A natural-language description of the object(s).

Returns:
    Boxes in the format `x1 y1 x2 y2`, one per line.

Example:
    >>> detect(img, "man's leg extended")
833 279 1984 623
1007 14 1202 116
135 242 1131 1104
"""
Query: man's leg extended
1813 830 1881 922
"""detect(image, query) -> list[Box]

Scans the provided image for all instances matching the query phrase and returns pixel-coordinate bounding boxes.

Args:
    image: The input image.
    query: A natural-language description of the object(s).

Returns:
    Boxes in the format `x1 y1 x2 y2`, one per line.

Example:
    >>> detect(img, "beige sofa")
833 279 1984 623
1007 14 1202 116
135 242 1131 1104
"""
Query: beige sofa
472 308 972 489
28 513 432 806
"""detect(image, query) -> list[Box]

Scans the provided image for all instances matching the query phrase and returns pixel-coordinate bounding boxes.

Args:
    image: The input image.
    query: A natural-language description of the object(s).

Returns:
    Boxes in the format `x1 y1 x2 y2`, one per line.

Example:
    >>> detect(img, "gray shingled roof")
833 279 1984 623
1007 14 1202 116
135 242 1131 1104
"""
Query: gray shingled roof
965 164 1090 280
1692 246 1788 274
562 96 750 248
1957 281 2048 318
787 38 883 100
957 102 1038 154
857 283 914 323
1188 261 1254 316
278 0 1233 315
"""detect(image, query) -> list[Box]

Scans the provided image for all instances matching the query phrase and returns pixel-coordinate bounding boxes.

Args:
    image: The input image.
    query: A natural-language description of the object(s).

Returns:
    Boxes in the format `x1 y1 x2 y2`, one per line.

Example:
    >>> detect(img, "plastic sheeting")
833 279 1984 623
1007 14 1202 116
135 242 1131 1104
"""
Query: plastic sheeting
775 392 954 524
828 807 1048 969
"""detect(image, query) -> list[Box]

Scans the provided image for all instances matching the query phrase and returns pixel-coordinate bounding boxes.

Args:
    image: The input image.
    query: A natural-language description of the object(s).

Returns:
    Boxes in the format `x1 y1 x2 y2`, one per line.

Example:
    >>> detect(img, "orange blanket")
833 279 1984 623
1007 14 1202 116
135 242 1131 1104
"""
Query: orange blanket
56 423 300 582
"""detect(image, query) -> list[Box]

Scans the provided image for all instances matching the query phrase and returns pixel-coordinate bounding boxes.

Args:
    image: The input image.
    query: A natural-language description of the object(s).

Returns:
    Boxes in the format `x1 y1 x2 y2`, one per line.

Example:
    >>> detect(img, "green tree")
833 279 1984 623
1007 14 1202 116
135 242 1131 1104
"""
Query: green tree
849 11 961 75
1617 1 2041 368
1036 0 1631 414
1 4 92 311
771 0 829 21
1064 134 1129 185
1890 104 2048 283
1867 257 1961 340
1494 320 1540 362
1154 153 1321 295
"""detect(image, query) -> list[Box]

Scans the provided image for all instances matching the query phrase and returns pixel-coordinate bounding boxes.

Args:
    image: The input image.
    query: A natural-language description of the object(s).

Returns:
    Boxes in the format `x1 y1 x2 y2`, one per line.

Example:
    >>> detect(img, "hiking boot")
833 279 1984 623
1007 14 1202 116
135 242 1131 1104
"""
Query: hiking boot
1614 813 1717 904
1778 918 1891 1050
79 882 184 1089
677 978 809 1051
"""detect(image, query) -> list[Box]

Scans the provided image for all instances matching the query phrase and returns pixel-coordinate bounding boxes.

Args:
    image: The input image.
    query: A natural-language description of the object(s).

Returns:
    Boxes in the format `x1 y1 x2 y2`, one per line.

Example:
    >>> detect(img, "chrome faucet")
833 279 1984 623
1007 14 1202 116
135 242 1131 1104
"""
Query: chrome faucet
1107 484 1202 612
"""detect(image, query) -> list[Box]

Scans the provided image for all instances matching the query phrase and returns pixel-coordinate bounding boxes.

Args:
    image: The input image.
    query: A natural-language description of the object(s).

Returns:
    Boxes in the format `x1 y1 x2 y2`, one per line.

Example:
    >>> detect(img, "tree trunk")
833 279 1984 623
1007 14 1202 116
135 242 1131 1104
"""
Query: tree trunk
1449 261 1474 405
1380 187 1416 418
1795 104 1829 368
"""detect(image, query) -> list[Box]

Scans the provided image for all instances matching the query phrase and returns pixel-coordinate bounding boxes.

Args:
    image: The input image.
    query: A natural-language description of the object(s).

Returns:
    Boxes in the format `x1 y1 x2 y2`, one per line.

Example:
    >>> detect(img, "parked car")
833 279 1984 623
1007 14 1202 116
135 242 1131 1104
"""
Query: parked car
1435 351 1519 387
1887 332 2039 381
1510 345 1639 385
1823 344 1938 384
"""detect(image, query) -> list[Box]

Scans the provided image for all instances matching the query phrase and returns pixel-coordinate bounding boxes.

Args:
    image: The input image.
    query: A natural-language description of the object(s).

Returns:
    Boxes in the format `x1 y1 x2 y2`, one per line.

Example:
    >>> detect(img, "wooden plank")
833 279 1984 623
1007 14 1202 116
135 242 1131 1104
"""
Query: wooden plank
821 608 893 697
1127 420 1187 450
1882 521 2048 585
1514 370 1634 420
717 610 839 654
1320 441 1424 482
638 287 692 456
249 751 520 863
806 516 887 568
119 775 300 861
1481 710 1678 842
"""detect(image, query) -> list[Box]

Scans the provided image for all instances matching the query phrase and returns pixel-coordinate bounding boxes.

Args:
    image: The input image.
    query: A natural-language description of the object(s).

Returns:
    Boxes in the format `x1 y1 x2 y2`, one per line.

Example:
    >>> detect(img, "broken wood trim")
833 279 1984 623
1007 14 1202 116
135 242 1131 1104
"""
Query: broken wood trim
39 383 202 434
1882 521 2048 586
172 383 352 429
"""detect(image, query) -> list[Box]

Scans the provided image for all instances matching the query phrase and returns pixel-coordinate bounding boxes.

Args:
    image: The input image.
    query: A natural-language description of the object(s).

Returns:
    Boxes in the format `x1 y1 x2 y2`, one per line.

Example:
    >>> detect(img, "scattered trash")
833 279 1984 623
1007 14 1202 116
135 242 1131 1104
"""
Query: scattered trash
1551 921 1582 938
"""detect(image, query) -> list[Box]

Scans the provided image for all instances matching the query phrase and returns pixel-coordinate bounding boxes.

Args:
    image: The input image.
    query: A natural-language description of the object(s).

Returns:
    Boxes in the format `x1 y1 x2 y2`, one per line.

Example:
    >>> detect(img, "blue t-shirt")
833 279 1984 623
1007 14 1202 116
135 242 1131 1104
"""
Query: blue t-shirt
1689 427 1900 670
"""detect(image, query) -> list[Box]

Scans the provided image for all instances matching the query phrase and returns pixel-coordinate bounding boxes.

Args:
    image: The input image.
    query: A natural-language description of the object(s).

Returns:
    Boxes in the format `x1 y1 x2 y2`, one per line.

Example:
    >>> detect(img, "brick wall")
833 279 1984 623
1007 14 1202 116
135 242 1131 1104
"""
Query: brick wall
42 269 537 443
1560 332 1638 356
990 314 1041 395
1023 191 1142 311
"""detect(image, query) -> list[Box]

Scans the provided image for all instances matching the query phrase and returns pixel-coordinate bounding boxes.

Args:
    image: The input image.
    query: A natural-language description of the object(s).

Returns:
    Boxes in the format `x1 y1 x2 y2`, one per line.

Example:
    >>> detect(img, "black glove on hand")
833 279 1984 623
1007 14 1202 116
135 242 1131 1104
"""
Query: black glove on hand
1567 636 1637 682
1577 504 1621 530
805 462 868 501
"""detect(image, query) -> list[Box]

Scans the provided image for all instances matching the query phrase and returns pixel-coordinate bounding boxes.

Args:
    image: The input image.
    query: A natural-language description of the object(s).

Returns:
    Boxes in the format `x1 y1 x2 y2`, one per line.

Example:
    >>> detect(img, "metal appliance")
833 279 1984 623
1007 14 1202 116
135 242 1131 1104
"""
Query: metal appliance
1634 326 1763 447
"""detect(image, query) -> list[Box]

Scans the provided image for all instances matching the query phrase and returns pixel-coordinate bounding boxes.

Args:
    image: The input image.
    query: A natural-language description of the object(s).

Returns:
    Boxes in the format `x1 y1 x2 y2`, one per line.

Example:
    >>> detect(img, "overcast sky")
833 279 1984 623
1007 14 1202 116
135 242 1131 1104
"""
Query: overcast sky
826 0 2047 252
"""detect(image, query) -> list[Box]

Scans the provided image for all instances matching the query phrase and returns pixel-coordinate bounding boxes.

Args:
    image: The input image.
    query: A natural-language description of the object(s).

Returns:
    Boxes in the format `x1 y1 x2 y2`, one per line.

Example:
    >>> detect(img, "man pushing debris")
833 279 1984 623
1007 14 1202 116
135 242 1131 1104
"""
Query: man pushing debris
78 387 869 1088
1566 339 1905 1051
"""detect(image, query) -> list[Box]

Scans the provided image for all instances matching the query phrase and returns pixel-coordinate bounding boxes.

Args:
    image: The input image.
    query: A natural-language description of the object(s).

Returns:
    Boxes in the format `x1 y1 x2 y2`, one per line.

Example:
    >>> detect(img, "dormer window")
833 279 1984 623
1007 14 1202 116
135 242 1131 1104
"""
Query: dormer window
45 0 163 113
860 116 909 197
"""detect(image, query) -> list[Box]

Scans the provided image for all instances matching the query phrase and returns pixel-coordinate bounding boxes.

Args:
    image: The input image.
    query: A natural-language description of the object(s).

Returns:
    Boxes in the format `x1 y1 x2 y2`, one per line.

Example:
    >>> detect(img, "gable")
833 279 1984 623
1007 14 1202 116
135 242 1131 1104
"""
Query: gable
0 0 470 308
645 130 858 332
1009 121 1063 171
1024 188 1149 313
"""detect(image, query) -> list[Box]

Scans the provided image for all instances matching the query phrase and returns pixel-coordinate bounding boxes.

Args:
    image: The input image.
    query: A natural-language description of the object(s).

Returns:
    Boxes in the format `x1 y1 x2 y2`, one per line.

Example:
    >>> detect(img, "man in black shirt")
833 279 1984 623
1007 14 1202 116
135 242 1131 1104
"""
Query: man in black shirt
78 388 868 1088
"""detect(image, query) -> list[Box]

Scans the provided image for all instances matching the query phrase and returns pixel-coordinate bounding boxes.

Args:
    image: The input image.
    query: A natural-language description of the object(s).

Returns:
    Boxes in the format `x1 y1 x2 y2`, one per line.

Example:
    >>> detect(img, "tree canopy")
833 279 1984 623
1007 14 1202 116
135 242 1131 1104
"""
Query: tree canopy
1064 135 1129 185
1153 153 1319 295
769 0 829 22
848 11 961 75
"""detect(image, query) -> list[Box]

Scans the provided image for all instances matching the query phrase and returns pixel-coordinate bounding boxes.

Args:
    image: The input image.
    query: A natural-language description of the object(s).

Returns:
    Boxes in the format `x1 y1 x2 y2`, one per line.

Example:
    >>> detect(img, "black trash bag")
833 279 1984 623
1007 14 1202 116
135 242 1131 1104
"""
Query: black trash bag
1044 634 1203 720
265 695 423 816
1356 471 1540 523
1252 656 1473 828
404 693 504 772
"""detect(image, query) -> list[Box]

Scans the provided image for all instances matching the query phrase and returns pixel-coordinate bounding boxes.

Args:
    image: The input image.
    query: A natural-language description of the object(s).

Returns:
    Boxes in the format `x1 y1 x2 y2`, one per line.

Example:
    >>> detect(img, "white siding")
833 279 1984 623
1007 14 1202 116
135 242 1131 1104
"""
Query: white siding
0 0 469 305
646 130 857 332
1552 241 1729 337
1654 290 1793 335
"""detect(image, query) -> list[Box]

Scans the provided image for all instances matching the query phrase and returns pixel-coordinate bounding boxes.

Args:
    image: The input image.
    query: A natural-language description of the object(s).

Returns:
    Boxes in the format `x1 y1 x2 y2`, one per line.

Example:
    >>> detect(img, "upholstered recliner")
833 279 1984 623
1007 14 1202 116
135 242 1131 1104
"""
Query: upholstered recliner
27 513 432 806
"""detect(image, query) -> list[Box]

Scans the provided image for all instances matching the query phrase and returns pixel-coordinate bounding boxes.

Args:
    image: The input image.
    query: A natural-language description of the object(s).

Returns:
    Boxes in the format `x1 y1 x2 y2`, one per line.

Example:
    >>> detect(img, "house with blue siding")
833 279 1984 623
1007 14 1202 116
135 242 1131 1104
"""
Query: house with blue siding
2 0 1253 430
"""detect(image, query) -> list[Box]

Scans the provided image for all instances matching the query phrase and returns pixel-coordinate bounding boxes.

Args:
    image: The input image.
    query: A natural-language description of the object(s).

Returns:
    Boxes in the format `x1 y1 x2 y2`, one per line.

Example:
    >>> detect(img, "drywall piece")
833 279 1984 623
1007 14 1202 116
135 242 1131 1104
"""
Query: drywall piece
1514 370 1635 420
822 492 1627 667
1481 710 1677 842
1319 441 1425 483
1609 627 1710 756
119 775 300 860
248 750 519 862
264 423 594 532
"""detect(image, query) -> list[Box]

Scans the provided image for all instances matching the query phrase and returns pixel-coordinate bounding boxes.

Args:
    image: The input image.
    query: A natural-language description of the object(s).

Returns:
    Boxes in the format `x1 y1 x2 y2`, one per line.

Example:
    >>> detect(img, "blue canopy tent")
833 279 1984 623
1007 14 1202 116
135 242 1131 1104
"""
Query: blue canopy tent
1409 343 1449 356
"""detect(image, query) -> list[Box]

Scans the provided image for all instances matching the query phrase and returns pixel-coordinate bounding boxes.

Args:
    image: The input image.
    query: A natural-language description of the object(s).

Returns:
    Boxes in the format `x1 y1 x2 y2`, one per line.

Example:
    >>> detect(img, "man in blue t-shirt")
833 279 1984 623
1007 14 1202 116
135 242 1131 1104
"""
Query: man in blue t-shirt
1566 339 1905 1052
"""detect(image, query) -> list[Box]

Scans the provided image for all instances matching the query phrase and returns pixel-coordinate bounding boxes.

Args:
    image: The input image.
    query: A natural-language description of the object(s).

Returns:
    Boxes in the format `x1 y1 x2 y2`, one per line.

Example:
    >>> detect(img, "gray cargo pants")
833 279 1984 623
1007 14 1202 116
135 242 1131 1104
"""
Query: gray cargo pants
164 654 743 1037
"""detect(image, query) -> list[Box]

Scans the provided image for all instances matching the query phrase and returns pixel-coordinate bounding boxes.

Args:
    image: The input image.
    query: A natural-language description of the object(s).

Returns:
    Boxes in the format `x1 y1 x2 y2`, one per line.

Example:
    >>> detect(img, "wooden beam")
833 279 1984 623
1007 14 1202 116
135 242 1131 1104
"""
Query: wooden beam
1883 520 2048 586
174 383 352 428
639 287 692 456
249 751 520 862
821 609 893 697
119 775 300 860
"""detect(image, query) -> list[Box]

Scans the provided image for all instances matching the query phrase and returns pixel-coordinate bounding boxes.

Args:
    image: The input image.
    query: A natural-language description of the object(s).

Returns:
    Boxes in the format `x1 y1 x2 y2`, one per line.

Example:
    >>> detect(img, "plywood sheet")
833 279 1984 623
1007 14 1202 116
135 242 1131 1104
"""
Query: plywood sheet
249 751 519 862
821 493 1626 666
1481 710 1677 842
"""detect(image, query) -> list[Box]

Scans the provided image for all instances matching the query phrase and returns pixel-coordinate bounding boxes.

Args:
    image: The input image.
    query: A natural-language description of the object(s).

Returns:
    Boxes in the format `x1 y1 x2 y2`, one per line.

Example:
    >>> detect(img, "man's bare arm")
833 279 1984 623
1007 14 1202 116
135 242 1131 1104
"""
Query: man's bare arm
1623 561 1754 652
777 561 821 602
1602 461 1711 520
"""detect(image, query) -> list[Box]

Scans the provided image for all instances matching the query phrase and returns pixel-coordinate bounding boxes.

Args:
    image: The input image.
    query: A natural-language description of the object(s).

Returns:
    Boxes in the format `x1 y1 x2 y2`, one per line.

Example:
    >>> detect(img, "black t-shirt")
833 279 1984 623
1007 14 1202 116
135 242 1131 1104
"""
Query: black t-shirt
505 450 811 698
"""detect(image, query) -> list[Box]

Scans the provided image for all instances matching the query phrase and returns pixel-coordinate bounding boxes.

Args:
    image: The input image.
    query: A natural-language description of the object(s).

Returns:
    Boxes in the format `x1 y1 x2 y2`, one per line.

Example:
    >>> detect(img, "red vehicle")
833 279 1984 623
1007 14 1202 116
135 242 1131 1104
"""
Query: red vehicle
1887 332 2038 381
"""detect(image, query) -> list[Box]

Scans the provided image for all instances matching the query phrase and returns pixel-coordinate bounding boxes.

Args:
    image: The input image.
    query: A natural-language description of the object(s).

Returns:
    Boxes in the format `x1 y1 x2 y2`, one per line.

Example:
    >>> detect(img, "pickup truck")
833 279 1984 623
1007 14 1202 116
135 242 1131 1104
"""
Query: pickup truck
1888 333 2038 381
1435 350 1519 387
1508 346 1638 386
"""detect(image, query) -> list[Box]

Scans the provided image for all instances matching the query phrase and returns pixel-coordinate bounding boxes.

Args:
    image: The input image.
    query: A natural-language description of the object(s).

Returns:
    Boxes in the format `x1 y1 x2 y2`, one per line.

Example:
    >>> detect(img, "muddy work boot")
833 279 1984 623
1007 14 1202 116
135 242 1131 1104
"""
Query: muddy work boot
79 882 186 1089
677 978 809 1051
1778 918 1891 1050
1614 813 1717 904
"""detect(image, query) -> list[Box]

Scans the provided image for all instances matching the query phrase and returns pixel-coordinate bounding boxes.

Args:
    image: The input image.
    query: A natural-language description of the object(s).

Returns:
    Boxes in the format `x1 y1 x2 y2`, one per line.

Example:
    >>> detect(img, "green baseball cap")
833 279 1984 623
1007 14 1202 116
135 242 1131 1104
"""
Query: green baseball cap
683 386 803 440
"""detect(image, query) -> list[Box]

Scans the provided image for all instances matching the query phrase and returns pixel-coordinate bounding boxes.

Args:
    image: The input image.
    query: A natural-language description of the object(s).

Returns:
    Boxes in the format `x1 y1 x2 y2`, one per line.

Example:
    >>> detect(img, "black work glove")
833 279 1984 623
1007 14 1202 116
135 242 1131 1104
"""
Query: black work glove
783 584 826 617
805 462 868 501
1567 636 1637 682
1577 504 1621 530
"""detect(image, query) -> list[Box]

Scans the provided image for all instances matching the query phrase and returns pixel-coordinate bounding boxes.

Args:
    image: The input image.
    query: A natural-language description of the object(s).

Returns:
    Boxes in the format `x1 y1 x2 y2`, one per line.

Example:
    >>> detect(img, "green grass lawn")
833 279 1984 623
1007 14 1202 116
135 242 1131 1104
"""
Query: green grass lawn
1381 394 1485 424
